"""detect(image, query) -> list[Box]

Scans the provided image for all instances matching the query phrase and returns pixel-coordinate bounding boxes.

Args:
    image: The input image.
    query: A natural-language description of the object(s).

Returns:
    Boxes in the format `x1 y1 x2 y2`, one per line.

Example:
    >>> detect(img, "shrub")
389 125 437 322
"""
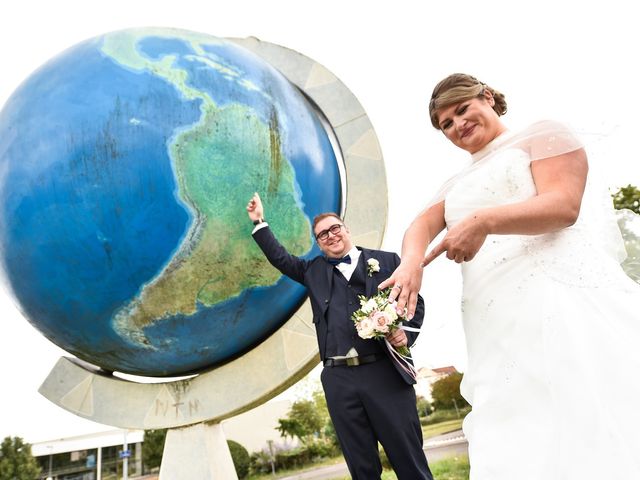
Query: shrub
416 395 433 417
142 429 167 470
306 438 339 459
249 450 273 475
227 440 250 479
323 419 341 451
420 406 471 425
275 446 312 470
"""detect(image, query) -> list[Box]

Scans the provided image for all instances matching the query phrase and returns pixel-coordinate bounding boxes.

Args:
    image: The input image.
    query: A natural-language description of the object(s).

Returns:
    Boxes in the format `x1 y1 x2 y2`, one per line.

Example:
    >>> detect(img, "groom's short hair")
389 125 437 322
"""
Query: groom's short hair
312 212 343 231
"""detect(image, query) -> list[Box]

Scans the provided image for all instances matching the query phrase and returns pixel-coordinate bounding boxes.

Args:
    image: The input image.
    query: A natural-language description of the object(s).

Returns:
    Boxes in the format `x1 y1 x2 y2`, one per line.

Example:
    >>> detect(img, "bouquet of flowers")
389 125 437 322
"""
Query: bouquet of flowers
351 287 410 356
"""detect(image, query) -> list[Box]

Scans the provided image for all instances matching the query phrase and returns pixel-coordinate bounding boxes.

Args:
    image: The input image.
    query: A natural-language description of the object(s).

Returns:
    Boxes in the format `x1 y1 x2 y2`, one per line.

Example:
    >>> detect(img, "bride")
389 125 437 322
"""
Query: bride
381 73 640 479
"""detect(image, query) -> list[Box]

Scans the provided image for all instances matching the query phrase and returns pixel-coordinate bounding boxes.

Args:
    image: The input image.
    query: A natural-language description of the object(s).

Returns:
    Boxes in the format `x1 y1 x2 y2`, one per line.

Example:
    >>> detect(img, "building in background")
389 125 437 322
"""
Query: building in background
29 398 293 479
32 430 144 480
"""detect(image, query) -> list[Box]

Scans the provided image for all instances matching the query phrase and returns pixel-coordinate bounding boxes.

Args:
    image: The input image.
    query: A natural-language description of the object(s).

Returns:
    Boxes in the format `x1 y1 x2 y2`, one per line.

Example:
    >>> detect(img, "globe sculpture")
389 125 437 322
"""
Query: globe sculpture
0 27 341 377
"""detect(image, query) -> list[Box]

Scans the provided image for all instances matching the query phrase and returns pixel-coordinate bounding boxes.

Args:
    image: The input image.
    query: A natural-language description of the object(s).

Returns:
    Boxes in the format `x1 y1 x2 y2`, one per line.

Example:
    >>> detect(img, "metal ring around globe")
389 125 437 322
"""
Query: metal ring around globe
39 36 387 429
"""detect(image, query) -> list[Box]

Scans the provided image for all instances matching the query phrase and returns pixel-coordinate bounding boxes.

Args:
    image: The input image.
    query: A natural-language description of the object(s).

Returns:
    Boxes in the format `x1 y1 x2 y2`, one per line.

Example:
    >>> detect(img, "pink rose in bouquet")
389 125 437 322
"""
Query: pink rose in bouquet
351 288 409 356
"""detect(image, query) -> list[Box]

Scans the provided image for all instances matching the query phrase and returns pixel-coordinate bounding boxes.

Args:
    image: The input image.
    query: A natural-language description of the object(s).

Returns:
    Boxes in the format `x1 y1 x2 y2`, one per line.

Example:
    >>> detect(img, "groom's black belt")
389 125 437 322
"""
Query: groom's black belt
324 353 384 367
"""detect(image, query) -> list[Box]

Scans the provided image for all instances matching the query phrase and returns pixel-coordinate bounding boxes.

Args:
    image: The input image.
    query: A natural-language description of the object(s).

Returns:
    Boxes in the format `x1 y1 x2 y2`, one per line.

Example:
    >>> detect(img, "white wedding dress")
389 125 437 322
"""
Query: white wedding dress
444 123 640 479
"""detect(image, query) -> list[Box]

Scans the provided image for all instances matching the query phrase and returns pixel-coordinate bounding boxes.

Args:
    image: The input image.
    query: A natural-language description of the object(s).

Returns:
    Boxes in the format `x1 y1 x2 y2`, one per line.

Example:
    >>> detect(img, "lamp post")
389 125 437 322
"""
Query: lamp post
123 431 128 480
452 398 460 418
46 445 53 480
267 439 276 477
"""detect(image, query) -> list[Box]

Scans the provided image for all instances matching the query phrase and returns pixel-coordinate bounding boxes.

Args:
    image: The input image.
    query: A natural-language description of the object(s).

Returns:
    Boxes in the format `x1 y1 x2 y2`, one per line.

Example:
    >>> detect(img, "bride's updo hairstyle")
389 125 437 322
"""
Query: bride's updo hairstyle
429 73 508 130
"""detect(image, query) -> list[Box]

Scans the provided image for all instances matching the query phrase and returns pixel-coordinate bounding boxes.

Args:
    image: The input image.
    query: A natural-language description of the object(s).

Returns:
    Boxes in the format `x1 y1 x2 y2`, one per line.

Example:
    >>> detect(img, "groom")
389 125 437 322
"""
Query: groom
247 193 432 480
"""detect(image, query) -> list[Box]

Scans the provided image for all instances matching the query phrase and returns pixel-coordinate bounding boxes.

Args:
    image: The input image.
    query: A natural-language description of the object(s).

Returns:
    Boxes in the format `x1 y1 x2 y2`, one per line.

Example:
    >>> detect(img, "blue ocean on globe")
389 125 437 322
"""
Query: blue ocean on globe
0 27 340 376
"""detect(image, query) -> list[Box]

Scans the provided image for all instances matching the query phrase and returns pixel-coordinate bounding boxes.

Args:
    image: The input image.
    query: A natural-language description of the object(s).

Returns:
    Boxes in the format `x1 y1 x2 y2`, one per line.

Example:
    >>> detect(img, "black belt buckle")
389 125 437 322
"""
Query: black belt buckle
346 356 360 366
324 353 381 367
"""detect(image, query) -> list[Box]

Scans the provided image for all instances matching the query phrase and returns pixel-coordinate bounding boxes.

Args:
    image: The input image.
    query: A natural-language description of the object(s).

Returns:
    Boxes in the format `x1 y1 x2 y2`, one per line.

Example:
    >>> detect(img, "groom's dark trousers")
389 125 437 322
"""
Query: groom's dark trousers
253 226 432 480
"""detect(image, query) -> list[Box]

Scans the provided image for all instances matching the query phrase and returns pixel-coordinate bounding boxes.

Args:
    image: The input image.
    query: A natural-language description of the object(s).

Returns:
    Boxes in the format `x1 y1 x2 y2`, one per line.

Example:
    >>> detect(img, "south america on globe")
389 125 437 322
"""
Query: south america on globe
0 27 341 376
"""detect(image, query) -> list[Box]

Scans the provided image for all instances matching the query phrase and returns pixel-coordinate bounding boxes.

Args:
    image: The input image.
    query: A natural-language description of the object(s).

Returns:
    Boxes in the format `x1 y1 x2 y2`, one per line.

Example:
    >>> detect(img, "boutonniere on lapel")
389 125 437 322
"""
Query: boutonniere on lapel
366 258 380 277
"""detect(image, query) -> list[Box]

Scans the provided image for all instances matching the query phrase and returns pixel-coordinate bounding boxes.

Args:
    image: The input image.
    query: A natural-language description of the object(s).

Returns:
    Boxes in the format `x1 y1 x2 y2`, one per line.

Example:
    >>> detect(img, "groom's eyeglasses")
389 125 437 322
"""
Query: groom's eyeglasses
315 224 344 241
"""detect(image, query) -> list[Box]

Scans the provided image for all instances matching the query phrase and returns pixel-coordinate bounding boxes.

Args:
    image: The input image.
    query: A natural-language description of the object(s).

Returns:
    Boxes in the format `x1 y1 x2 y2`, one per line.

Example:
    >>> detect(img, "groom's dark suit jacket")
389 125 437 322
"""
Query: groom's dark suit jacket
253 226 425 384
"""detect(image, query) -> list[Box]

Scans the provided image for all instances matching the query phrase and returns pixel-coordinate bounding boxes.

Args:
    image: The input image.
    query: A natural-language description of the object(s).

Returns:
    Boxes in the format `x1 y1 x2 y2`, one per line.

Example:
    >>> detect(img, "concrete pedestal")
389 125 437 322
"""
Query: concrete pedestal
159 422 238 480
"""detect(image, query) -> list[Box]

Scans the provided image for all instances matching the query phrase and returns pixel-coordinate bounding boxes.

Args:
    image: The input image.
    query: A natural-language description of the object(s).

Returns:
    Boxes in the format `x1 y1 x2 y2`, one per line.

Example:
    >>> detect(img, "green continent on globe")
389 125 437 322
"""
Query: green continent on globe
104 29 311 347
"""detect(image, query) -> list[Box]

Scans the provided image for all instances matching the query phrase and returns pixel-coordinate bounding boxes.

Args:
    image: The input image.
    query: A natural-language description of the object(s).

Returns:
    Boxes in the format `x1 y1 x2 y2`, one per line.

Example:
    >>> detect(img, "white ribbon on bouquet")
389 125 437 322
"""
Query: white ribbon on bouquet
384 325 421 381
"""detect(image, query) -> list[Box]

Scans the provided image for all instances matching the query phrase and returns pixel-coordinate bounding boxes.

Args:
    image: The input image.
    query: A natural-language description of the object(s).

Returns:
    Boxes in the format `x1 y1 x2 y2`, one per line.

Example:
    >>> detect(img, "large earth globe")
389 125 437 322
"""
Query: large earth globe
0 27 341 376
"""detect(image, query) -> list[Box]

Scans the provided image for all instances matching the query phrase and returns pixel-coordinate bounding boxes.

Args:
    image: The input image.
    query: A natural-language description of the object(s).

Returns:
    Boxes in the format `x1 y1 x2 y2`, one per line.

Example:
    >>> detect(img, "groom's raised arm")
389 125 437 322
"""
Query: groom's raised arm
246 192 307 284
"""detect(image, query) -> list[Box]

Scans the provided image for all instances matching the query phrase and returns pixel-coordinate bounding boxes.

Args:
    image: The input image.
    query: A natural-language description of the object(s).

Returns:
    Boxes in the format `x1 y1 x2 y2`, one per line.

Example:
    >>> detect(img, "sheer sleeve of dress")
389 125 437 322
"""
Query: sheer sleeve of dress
517 120 639 273
514 120 640 278
514 120 584 161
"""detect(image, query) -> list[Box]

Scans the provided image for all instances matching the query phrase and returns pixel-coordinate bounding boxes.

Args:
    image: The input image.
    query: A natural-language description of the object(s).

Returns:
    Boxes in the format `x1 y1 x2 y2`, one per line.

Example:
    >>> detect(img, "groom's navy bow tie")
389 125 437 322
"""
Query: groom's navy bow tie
327 255 351 266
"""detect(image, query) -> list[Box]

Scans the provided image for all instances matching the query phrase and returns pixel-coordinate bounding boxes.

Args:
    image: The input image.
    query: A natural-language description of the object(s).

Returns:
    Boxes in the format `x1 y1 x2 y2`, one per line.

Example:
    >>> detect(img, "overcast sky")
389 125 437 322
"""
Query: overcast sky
1 0 638 443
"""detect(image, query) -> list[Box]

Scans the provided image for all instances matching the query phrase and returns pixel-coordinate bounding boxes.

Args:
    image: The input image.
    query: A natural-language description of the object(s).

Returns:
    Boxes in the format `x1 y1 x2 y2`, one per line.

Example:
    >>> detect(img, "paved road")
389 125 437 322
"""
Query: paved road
423 429 468 462
278 462 350 480
278 430 468 480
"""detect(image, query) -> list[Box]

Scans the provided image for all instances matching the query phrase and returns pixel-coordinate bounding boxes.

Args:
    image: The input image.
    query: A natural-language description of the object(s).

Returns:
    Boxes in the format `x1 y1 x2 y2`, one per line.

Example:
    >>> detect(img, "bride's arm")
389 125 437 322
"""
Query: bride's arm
422 148 588 266
379 201 446 319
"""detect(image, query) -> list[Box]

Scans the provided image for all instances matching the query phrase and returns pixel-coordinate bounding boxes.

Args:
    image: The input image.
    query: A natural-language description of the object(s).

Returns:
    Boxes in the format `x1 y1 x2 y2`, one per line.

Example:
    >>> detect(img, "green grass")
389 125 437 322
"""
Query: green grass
422 418 464 439
430 455 470 479
247 415 469 480
247 454 470 480
246 455 344 480
331 455 470 480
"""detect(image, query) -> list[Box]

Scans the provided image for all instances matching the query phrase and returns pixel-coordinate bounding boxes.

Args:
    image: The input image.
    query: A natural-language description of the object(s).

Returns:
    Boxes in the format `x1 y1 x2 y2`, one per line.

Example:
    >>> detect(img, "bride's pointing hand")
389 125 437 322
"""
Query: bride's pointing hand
423 211 489 266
